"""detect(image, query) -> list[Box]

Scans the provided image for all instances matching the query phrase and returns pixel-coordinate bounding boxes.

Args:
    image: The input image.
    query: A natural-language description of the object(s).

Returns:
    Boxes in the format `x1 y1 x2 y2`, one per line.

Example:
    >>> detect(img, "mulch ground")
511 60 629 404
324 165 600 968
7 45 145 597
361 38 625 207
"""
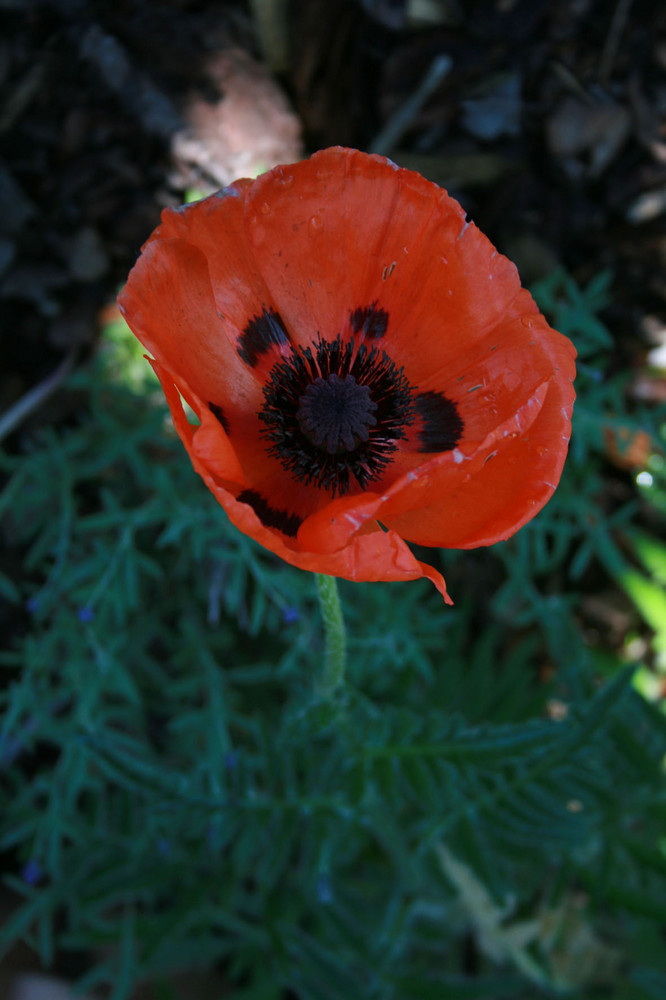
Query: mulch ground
2 0 665 433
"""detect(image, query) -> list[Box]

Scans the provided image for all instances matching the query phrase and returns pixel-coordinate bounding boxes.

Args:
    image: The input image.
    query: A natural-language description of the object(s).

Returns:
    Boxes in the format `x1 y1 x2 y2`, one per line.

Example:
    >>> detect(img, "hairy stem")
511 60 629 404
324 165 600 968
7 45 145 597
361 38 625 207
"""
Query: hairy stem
315 574 347 697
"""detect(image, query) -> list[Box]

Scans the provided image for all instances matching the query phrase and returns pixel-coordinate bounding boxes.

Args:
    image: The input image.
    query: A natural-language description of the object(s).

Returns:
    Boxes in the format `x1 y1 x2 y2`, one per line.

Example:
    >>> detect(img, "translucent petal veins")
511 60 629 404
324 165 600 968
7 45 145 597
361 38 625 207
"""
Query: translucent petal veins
238 309 290 367
260 334 416 497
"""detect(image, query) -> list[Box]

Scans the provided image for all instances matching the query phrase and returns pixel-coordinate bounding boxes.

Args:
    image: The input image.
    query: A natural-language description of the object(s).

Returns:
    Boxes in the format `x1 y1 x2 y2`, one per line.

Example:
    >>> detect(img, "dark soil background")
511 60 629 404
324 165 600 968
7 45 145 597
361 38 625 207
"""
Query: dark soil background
2 0 666 438
1 0 665 996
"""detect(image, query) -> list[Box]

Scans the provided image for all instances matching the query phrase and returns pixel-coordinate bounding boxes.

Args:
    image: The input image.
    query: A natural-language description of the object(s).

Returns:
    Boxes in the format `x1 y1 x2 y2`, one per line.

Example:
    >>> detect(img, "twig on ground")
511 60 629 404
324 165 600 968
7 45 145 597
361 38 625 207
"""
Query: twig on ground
0 350 75 443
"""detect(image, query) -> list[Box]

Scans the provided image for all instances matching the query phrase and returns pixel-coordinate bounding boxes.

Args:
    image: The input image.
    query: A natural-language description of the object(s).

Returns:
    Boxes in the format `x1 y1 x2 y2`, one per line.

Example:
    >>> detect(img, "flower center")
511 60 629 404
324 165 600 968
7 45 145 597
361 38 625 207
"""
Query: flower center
259 335 415 497
297 373 377 454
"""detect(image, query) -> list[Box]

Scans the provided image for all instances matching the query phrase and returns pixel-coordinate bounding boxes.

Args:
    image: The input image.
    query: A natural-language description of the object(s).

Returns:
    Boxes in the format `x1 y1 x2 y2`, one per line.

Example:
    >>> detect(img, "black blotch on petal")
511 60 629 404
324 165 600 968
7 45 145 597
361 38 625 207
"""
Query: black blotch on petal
238 309 290 367
416 391 464 452
209 402 229 434
350 303 388 340
237 489 302 538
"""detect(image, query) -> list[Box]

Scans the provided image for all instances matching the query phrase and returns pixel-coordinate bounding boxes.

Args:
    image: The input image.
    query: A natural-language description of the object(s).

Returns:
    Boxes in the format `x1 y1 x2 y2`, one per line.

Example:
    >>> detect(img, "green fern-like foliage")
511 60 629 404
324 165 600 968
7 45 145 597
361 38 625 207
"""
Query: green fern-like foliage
1 272 665 999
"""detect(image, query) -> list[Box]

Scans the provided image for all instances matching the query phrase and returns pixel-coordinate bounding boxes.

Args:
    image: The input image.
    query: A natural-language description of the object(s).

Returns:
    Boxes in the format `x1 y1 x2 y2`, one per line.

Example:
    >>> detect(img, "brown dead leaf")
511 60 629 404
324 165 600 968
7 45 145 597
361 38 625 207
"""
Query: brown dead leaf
172 49 302 192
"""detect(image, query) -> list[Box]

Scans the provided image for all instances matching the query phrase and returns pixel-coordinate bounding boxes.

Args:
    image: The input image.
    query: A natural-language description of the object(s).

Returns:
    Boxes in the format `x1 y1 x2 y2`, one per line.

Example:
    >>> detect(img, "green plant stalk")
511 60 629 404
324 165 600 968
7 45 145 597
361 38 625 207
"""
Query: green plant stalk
315 573 347 697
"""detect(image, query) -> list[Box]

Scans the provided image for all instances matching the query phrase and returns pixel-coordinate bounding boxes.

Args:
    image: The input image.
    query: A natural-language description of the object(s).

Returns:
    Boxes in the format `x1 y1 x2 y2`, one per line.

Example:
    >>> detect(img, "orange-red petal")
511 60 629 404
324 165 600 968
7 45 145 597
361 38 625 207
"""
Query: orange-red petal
118 238 261 417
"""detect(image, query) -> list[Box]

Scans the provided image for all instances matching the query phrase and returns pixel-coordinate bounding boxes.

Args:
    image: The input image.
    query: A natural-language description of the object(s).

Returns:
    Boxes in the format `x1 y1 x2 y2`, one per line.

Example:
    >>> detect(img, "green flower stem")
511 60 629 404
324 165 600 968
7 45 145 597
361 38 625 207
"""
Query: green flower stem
315 574 347 697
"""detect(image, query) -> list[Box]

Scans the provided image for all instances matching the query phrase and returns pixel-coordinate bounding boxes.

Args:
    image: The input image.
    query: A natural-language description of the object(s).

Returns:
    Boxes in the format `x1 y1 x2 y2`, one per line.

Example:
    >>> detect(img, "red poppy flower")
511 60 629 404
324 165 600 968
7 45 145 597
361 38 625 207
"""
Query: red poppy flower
118 147 576 603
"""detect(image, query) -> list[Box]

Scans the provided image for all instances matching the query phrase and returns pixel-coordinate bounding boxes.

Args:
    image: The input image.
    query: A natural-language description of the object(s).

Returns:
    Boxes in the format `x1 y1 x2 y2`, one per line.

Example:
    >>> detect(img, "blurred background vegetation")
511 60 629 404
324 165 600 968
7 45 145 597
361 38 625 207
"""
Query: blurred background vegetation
1 1 665 998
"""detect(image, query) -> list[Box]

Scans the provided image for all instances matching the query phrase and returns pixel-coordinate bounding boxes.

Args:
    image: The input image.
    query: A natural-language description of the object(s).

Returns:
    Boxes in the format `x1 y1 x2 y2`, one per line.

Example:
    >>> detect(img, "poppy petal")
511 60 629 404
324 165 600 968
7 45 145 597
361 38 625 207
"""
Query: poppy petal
297 369 573 553
380 379 574 548
241 149 430 347
118 238 261 417
149 359 247 487
409 297 573 446
235 148 528 382
148 185 299 379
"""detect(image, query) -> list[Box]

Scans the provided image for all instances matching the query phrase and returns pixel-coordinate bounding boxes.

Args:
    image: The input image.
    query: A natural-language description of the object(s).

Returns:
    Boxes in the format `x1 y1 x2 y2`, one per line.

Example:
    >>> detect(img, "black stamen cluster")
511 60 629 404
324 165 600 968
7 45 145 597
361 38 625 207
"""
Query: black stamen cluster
298 373 377 454
259 335 416 496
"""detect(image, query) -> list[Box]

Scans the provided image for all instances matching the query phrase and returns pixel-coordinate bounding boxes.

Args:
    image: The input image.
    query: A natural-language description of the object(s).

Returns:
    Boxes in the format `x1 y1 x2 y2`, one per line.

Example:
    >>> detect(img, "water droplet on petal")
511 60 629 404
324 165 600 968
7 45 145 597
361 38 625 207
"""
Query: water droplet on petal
521 316 534 328
309 214 324 236
259 201 271 215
